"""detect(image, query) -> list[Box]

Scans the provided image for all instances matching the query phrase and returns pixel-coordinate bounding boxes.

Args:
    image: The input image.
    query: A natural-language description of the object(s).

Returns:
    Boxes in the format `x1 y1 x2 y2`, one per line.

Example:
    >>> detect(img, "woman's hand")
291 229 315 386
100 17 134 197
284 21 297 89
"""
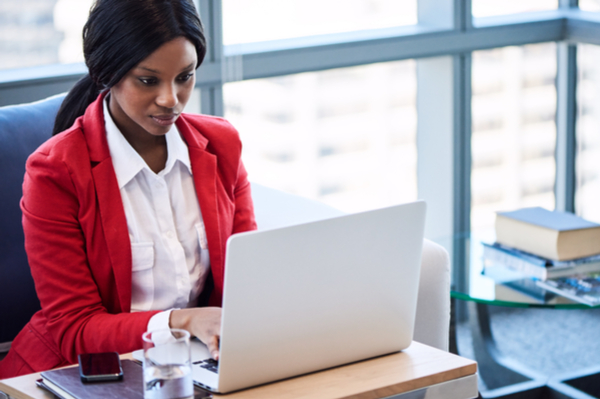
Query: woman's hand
170 307 222 360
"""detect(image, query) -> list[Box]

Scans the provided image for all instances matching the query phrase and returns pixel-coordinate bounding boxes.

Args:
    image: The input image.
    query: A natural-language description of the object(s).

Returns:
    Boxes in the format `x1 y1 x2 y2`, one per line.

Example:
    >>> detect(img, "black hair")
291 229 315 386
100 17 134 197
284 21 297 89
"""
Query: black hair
52 0 206 135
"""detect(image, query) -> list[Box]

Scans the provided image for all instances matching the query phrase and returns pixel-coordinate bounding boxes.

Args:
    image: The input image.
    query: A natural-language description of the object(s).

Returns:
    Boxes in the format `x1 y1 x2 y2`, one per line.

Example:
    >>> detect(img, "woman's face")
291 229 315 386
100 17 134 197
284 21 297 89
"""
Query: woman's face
109 37 197 142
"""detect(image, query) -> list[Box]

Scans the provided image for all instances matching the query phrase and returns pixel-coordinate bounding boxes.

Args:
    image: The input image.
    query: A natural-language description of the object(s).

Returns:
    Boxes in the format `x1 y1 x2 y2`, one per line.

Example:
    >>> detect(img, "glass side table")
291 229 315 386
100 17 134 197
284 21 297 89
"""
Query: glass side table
439 232 600 399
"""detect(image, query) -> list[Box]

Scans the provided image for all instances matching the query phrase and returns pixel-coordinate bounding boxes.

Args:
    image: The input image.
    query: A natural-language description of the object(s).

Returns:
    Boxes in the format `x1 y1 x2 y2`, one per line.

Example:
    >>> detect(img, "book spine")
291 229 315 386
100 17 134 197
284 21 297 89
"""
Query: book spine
483 245 546 279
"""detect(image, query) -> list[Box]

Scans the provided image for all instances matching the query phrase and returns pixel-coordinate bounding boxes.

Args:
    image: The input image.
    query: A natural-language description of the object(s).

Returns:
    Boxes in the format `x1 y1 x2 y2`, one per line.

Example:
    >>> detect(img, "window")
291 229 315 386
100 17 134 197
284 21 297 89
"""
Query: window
472 0 557 18
224 60 417 213
576 44 600 223
579 0 600 12
471 43 557 231
222 0 417 45
1 0 593 246
184 88 202 115
0 0 91 70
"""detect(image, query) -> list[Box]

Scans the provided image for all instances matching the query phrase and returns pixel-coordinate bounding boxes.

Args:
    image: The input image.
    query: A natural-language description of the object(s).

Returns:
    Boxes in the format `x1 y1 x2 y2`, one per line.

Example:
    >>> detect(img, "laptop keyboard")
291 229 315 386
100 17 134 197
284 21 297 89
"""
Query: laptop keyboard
193 358 219 373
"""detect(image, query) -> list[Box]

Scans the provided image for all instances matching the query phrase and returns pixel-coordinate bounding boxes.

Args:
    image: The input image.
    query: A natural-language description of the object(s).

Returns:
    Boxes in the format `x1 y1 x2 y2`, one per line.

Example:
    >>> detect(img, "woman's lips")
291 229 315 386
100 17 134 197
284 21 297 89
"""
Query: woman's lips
152 114 178 126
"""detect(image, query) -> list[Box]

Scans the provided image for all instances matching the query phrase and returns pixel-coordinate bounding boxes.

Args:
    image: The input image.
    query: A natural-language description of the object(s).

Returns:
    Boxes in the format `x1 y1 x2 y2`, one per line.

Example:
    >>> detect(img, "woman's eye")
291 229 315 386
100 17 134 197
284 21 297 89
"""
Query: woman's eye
139 78 157 85
178 73 194 82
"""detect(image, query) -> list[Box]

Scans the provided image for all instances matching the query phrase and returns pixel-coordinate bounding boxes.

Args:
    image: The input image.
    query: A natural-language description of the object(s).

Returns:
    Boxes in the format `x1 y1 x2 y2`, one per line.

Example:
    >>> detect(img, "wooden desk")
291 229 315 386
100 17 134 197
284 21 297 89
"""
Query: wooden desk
0 342 478 399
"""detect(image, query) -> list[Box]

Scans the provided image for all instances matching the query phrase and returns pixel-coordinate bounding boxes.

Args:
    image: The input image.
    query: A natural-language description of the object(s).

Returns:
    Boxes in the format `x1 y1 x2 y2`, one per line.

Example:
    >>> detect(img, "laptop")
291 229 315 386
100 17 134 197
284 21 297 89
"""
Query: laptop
135 200 426 393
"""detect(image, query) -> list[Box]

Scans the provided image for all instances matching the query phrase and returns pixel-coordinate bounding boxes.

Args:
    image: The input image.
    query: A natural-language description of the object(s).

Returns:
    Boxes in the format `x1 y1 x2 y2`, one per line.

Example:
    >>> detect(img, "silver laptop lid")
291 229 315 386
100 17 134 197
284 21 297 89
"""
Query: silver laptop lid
217 201 426 393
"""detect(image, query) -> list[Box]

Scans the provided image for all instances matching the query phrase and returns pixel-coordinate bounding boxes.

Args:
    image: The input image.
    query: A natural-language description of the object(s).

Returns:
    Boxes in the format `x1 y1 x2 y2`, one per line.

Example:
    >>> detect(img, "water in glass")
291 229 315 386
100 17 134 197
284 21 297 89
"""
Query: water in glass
144 363 193 399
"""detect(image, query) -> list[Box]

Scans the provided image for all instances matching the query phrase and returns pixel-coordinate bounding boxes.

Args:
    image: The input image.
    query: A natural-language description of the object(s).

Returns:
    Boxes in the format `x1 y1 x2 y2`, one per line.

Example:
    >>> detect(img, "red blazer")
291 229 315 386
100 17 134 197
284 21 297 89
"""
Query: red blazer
0 93 256 378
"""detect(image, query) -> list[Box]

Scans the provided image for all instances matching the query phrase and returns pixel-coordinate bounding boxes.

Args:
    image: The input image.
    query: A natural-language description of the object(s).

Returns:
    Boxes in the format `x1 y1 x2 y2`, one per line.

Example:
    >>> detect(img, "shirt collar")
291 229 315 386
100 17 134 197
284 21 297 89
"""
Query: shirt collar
164 117 192 174
103 96 192 189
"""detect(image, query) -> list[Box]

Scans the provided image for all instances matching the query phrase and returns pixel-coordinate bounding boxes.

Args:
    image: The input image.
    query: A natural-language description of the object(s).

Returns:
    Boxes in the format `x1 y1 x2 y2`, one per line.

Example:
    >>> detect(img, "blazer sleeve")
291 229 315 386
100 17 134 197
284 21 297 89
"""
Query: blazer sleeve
232 159 257 235
21 147 160 364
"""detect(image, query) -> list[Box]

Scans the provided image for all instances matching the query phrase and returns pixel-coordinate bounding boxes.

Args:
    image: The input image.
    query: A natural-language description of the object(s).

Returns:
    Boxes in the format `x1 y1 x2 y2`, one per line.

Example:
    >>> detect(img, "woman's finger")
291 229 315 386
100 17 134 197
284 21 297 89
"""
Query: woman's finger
207 335 220 360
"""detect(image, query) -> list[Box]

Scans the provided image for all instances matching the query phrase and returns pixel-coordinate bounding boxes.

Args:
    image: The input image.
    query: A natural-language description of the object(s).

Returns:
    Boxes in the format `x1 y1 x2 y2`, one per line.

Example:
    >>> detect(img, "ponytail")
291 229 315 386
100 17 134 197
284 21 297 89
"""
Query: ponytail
52 74 102 135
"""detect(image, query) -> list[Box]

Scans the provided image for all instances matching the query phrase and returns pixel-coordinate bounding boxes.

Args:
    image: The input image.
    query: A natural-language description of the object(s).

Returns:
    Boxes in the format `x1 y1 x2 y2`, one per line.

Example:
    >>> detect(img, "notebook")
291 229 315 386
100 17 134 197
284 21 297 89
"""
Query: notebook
37 360 212 399
134 200 426 393
38 360 143 399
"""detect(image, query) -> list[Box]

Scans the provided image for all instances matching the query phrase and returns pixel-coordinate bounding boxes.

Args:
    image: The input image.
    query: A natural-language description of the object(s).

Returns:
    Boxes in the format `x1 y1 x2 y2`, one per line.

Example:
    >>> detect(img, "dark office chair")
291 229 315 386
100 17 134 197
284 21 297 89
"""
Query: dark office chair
0 93 67 354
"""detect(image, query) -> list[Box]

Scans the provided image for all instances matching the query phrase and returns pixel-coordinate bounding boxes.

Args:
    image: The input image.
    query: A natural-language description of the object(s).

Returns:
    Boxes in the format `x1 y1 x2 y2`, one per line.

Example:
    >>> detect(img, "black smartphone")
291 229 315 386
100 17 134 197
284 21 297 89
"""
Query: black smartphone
78 352 123 382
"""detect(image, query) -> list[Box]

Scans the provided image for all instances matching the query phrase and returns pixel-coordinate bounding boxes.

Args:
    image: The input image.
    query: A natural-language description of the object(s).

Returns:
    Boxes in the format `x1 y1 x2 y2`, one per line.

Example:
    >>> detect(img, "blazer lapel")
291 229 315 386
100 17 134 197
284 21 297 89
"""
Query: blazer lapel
84 93 132 313
177 117 225 297
191 147 223 290
92 161 132 312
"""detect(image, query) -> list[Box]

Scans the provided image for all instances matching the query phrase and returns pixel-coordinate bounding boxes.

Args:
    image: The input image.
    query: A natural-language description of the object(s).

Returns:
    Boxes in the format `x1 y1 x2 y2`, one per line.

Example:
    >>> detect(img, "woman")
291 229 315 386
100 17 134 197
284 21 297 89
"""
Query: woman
0 0 256 378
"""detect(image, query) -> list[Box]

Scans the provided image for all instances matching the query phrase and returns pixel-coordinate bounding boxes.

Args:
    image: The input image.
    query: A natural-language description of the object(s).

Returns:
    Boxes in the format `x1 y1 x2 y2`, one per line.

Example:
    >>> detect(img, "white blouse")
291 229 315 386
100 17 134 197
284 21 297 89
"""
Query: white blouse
103 97 210 331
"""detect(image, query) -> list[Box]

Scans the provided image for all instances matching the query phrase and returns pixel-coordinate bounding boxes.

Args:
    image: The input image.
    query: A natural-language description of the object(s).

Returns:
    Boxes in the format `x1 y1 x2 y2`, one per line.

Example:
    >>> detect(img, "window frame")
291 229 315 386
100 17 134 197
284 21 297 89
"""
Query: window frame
0 0 592 288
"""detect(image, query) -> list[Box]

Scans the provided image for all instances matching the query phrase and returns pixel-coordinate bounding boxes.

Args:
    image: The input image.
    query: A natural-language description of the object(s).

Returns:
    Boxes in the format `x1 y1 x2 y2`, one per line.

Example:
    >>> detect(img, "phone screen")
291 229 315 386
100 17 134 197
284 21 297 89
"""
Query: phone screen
78 352 123 382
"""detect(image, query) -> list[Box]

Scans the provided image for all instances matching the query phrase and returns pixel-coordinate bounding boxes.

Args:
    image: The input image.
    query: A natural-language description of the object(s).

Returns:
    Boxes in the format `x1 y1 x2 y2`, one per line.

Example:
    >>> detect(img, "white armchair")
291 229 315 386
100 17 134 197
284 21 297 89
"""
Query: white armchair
251 182 451 351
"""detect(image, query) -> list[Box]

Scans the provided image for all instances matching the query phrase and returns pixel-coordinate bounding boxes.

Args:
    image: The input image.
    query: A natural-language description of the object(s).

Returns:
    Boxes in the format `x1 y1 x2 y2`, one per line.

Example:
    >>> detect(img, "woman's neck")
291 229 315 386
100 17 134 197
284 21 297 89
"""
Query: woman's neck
107 95 168 174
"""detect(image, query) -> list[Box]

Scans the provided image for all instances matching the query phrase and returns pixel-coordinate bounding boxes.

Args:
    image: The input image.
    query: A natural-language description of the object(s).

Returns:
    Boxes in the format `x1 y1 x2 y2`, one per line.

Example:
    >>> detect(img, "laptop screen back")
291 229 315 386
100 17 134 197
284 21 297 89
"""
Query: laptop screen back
217 201 426 393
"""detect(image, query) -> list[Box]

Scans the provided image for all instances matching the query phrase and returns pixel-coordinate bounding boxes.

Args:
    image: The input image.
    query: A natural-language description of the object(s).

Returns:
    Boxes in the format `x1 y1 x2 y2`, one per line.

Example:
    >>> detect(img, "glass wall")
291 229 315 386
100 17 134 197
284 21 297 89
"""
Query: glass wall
576 44 600 223
471 43 557 231
579 0 600 12
224 60 417 213
222 0 417 45
3 0 597 241
472 0 557 18
0 0 91 70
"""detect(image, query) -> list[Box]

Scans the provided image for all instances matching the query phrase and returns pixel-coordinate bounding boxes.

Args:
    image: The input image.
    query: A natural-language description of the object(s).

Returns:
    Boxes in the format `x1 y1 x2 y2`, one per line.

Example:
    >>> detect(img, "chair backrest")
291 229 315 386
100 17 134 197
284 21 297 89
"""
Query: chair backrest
251 183 451 352
250 183 345 230
0 93 66 349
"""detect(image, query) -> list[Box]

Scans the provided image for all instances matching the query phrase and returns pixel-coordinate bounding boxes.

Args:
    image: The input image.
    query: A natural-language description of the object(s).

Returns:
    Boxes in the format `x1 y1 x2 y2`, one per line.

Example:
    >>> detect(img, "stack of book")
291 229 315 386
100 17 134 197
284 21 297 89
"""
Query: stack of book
483 207 600 306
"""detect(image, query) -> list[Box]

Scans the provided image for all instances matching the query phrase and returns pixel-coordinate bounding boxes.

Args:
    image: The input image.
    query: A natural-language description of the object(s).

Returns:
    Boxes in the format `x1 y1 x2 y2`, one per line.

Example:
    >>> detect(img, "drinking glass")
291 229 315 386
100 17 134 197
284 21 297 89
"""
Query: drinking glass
142 329 193 399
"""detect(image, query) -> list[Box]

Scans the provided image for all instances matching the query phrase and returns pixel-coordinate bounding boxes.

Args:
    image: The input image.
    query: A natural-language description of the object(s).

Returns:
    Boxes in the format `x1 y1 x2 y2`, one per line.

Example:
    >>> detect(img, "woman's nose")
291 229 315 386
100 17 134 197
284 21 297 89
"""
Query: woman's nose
156 84 178 109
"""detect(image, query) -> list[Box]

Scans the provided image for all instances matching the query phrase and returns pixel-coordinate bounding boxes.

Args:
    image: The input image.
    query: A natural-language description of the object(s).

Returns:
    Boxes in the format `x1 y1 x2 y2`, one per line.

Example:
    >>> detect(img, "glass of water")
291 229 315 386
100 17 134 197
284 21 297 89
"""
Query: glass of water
142 329 193 399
